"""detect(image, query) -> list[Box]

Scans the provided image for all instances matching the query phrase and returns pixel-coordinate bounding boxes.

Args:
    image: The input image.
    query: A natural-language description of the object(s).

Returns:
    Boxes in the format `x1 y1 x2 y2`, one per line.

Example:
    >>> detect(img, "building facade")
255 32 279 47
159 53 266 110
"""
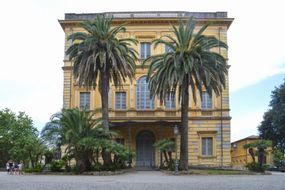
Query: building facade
59 11 233 168
231 135 273 169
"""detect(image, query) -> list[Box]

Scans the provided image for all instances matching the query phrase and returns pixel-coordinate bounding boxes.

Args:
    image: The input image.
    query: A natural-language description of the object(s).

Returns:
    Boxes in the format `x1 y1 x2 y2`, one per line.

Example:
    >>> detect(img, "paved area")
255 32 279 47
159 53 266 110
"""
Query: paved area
0 171 284 190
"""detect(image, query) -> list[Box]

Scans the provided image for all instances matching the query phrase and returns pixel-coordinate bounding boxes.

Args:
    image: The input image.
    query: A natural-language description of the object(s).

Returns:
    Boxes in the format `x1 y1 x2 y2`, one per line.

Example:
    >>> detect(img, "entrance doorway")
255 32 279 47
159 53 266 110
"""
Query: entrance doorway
136 130 155 168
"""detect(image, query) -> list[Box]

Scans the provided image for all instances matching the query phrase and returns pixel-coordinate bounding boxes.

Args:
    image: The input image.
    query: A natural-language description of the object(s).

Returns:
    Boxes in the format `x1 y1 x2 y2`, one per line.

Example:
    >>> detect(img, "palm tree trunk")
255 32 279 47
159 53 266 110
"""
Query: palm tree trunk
100 71 112 165
102 148 112 165
249 148 255 163
100 71 110 131
163 151 169 164
180 81 189 171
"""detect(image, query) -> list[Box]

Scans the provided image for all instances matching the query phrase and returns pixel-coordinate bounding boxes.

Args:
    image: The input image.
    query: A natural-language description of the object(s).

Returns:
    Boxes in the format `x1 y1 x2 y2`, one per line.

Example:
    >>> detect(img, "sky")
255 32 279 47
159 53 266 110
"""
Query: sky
0 0 285 142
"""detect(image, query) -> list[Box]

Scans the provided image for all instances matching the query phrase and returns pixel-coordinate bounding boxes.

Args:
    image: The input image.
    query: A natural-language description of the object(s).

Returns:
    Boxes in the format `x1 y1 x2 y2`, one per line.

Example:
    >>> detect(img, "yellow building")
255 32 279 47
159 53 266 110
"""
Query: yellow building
59 11 233 168
231 135 273 169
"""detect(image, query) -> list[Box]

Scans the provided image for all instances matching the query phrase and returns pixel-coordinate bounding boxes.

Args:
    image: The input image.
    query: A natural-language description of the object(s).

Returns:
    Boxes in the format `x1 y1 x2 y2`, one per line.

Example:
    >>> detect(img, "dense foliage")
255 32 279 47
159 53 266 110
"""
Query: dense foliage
41 108 133 172
258 80 285 153
0 108 46 168
272 148 285 168
244 140 271 172
144 17 229 170
153 139 176 169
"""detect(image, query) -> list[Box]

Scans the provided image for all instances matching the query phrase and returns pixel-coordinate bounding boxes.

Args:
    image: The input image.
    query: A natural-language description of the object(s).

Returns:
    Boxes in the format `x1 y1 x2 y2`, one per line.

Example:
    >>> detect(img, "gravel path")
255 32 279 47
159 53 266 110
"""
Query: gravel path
0 171 284 190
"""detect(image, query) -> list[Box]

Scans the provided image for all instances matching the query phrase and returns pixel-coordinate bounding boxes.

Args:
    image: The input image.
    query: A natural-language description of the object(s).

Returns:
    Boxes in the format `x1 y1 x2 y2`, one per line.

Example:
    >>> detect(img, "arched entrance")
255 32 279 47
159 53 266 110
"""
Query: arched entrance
136 130 155 168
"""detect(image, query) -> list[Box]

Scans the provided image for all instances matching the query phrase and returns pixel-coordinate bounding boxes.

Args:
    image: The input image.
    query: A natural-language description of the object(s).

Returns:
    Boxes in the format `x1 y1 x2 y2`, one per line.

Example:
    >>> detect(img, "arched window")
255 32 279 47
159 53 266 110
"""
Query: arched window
136 76 154 109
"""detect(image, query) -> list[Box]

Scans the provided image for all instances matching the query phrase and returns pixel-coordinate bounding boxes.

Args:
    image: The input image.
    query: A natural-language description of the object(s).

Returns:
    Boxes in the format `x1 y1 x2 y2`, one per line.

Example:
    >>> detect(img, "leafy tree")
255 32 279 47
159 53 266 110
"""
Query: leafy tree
65 15 138 132
144 17 228 170
0 108 44 168
259 80 285 152
244 140 271 172
273 148 285 168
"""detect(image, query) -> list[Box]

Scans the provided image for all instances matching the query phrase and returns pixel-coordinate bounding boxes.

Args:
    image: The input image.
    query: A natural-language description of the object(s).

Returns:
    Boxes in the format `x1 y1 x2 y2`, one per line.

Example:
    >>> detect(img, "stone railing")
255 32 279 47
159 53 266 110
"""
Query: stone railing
65 11 228 20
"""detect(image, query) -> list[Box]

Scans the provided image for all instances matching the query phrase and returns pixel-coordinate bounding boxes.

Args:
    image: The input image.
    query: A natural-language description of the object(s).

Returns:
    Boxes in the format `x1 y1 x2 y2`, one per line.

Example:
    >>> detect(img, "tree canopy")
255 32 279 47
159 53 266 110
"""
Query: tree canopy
0 108 45 168
258 79 285 153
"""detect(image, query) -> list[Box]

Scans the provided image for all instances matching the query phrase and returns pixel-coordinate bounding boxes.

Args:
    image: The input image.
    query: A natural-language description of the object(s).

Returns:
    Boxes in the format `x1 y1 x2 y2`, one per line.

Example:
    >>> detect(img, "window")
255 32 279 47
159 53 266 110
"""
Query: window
80 92 90 109
115 92 126 109
165 44 174 53
165 91 176 109
202 137 213 156
140 42 151 59
201 92 212 109
136 76 154 109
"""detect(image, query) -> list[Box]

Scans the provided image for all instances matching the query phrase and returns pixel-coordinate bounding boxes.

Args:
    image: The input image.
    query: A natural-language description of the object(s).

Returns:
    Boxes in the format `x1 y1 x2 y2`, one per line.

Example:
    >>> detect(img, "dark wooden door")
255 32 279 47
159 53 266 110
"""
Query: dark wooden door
136 131 155 168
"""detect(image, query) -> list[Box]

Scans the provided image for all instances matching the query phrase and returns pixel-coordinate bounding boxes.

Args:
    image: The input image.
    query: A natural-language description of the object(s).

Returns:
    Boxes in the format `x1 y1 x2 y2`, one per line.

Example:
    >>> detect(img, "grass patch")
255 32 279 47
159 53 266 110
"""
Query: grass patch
189 169 252 175
162 167 267 175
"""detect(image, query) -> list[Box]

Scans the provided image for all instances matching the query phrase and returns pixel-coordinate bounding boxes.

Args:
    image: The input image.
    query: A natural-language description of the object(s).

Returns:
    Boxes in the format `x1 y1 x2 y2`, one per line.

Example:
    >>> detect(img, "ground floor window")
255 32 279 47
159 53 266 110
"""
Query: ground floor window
202 137 213 156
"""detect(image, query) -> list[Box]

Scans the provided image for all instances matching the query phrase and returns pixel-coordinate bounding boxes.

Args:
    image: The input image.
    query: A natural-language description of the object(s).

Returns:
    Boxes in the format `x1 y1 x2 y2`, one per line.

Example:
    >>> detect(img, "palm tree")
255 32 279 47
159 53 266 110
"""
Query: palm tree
41 108 100 172
144 17 229 170
66 15 138 131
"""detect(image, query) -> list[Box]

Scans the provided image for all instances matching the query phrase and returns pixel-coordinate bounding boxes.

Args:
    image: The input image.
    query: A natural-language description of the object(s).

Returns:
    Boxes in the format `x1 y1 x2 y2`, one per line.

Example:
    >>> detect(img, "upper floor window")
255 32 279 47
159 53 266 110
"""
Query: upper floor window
115 92 126 110
80 92 90 109
165 44 174 53
140 42 151 59
165 91 176 109
202 137 213 156
136 76 154 110
201 92 212 109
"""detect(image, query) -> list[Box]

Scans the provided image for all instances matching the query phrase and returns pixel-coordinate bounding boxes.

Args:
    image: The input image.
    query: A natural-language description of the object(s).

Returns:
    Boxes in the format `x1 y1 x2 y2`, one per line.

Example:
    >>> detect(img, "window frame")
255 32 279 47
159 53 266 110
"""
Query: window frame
79 92 90 110
136 76 155 110
198 131 217 158
202 137 213 156
115 91 127 110
140 42 151 59
164 91 176 109
201 91 212 109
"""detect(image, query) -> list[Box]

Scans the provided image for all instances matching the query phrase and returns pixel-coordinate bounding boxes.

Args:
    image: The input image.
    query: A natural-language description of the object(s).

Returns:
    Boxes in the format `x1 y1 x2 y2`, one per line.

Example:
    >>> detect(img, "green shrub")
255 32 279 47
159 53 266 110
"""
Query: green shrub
91 162 103 171
24 165 43 173
71 165 81 174
102 163 116 171
246 162 268 173
50 160 65 172
273 148 285 167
